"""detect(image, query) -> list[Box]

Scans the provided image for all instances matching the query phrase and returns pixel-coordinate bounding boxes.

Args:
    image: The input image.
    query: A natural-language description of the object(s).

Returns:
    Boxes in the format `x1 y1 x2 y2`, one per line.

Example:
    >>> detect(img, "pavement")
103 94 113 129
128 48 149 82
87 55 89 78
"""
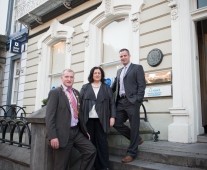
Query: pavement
139 140 207 158
109 139 207 170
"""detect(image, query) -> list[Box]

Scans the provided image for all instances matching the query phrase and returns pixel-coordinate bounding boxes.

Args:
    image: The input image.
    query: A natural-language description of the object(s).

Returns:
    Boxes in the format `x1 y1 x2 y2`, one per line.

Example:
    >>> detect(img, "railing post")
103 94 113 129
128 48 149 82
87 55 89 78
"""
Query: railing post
26 107 53 170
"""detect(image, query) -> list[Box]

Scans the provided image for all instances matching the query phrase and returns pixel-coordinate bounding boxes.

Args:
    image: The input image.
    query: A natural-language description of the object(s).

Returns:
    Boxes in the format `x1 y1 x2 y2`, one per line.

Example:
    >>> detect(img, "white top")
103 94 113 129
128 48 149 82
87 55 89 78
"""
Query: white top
89 84 100 118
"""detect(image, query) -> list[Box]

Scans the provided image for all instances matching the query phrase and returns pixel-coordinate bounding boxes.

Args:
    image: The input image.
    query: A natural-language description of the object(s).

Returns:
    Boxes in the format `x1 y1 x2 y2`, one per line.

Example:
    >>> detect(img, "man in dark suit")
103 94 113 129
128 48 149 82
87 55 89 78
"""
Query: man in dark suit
46 69 96 170
112 48 146 163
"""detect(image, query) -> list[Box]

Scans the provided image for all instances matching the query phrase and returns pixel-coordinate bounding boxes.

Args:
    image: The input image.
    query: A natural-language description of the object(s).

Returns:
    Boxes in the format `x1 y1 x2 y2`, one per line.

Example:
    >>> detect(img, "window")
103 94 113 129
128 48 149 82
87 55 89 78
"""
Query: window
49 41 66 88
197 0 207 8
11 59 20 104
36 20 74 110
82 1 142 84
101 17 130 79
102 17 130 63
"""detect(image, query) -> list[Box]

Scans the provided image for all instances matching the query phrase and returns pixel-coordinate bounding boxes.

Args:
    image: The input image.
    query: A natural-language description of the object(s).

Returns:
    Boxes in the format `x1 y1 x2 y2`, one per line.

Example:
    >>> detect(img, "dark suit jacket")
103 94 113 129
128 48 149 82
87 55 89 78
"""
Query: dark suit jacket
45 86 88 148
80 83 116 133
112 63 146 104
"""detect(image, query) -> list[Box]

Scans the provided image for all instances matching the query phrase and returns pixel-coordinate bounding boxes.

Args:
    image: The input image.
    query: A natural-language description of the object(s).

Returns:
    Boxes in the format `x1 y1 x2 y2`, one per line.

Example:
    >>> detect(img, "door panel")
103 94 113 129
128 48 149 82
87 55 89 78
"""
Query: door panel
197 19 207 132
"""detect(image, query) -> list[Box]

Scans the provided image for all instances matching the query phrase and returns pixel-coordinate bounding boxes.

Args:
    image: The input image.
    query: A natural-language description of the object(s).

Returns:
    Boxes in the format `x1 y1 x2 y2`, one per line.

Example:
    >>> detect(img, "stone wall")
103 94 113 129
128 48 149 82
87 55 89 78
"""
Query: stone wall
0 143 30 170
0 106 81 170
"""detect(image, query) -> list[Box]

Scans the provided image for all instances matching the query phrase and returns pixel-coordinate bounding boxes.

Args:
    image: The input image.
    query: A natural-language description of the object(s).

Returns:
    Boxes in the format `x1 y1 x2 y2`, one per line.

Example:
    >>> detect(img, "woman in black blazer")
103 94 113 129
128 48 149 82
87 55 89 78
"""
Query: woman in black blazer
80 66 116 170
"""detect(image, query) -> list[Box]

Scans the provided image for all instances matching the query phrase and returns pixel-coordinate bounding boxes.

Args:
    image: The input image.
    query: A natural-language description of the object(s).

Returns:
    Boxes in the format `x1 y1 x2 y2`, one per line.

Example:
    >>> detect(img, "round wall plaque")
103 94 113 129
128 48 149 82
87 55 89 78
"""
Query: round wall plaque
147 48 163 67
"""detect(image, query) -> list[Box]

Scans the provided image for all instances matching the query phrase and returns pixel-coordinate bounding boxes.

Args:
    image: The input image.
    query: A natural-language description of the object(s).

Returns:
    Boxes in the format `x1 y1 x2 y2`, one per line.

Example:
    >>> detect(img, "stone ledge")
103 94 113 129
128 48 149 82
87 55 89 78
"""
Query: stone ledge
0 143 30 167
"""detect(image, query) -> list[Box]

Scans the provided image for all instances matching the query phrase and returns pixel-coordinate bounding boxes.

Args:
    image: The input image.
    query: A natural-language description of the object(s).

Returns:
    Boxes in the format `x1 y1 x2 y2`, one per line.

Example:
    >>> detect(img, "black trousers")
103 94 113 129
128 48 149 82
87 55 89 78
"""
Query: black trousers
53 126 96 170
113 98 141 158
86 118 109 170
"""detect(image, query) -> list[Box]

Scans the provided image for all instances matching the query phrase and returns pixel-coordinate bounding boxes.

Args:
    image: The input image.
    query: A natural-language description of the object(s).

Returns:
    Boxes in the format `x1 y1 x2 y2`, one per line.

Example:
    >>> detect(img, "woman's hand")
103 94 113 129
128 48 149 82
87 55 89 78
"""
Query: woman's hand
110 117 115 127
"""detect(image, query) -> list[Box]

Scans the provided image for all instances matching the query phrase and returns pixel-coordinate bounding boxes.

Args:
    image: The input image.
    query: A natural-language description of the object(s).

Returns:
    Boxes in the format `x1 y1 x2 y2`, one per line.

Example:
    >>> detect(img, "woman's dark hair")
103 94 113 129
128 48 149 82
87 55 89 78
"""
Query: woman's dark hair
88 66 105 83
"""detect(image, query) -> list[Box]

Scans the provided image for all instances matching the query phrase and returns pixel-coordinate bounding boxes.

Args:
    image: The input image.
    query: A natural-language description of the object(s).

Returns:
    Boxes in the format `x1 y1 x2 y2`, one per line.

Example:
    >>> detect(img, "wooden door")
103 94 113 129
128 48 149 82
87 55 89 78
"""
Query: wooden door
197 19 207 133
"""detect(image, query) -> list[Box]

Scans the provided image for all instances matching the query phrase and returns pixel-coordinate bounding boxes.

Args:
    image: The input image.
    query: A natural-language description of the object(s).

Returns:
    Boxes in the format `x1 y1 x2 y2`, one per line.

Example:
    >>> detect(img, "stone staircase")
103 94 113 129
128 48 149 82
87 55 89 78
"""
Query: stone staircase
66 119 207 170
108 137 207 170
107 119 207 170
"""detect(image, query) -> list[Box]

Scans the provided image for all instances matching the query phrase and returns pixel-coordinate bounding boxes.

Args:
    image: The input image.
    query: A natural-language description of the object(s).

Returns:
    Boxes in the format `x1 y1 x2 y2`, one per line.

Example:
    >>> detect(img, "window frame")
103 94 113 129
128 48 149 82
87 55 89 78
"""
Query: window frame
36 20 74 110
11 59 20 105
81 0 145 83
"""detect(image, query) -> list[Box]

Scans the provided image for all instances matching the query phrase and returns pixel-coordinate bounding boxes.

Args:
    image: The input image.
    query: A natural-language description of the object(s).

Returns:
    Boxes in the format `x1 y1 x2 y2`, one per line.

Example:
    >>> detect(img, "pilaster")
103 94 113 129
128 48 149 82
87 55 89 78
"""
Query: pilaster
167 0 197 143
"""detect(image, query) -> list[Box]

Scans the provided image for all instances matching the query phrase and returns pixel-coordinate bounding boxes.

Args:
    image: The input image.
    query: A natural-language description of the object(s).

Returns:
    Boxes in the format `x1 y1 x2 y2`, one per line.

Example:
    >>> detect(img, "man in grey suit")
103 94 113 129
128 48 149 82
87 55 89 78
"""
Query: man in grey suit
46 69 96 170
112 48 146 163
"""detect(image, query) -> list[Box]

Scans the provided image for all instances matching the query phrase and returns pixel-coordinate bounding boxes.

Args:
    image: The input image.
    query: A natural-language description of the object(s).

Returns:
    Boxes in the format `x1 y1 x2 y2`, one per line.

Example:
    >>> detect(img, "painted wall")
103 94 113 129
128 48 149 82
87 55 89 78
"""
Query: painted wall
23 2 97 114
140 0 172 140
22 0 173 140
16 0 207 143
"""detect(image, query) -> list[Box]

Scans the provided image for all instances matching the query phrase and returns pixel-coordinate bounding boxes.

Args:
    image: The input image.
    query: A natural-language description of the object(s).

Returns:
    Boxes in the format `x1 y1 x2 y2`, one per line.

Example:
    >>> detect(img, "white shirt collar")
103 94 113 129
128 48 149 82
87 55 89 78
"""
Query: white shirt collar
123 62 131 69
61 84 72 92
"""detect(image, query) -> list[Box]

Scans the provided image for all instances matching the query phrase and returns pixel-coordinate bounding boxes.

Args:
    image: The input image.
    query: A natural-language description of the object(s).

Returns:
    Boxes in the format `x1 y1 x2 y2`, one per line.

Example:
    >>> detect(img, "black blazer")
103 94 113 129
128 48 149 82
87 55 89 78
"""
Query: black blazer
45 86 88 148
80 83 116 133
112 63 146 104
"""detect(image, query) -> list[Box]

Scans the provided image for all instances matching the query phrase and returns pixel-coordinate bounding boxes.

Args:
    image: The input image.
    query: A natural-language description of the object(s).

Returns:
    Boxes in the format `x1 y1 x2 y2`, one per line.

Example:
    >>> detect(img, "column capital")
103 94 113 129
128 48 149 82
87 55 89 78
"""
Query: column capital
167 0 178 20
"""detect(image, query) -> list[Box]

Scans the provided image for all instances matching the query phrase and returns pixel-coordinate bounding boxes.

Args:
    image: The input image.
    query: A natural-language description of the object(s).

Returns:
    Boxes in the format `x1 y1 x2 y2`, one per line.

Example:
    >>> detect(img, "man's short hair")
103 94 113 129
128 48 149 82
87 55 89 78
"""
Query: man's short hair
119 48 130 56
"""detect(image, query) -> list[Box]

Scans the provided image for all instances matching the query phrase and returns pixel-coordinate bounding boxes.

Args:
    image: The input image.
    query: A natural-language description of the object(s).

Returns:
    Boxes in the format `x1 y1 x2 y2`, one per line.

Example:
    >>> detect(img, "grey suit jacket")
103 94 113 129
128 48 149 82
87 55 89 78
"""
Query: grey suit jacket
45 86 88 148
112 63 146 104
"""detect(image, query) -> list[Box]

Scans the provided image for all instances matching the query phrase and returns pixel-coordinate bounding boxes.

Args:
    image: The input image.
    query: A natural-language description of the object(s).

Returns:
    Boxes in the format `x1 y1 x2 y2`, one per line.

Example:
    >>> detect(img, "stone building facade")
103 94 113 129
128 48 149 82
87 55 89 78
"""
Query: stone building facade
1 0 207 143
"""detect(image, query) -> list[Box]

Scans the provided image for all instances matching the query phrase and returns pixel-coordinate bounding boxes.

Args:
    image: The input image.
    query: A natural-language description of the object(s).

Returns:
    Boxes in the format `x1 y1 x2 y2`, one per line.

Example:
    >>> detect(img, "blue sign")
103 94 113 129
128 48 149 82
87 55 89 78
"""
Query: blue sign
11 40 22 54
104 78 112 86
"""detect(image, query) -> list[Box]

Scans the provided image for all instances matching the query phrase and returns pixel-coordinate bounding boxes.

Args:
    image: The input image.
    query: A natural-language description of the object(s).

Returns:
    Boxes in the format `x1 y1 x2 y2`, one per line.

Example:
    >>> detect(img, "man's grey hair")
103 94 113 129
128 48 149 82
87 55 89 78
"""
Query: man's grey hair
61 69 74 76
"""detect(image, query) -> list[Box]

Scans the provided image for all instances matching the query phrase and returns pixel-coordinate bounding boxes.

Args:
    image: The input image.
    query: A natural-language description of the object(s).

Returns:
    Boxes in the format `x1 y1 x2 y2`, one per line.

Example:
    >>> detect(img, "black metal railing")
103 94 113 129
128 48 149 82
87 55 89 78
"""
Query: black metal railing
140 99 160 141
0 105 26 119
0 105 31 148
140 99 148 122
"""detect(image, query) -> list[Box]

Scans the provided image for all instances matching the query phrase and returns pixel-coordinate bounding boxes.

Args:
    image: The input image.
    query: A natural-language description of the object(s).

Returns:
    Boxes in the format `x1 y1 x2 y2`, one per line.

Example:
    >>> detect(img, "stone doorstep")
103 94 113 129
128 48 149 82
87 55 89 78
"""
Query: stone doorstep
109 141 207 169
109 120 155 134
197 134 207 143
109 155 204 170
108 120 155 144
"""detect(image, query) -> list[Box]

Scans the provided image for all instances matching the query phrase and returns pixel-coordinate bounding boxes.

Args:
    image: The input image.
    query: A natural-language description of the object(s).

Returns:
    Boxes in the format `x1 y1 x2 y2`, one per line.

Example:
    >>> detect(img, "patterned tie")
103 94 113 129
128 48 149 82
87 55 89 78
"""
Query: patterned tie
120 67 127 94
123 66 127 76
67 88 78 119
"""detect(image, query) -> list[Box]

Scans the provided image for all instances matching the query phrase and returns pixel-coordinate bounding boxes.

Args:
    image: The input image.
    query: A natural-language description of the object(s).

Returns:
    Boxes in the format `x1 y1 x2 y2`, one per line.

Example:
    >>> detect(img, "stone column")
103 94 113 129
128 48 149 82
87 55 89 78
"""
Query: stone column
26 107 53 170
26 106 81 170
167 0 197 143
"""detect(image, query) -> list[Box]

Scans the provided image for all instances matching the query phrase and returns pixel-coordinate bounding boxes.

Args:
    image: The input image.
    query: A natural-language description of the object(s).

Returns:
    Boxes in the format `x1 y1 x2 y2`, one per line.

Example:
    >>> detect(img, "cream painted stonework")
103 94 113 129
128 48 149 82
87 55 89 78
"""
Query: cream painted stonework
82 0 145 83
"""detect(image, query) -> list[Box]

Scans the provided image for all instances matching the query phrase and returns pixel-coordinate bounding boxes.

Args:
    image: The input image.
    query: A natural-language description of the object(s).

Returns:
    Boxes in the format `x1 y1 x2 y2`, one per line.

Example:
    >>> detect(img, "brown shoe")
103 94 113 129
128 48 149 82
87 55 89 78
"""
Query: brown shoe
138 138 144 145
121 155 134 163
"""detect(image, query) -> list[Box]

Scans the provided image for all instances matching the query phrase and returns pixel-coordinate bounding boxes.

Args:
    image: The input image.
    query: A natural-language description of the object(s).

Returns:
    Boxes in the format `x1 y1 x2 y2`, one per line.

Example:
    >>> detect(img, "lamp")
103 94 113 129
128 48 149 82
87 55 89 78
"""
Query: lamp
0 57 6 64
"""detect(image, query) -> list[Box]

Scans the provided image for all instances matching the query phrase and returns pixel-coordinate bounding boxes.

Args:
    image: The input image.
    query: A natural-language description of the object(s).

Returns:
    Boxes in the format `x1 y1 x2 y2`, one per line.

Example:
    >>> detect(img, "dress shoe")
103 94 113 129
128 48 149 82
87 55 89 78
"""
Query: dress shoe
138 138 144 145
121 155 134 163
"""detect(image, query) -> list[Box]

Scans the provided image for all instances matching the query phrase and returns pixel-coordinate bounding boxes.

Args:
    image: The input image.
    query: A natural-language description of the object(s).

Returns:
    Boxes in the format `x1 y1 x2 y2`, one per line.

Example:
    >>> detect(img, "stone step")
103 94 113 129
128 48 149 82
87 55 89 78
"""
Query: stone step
108 120 155 146
197 134 207 143
109 141 207 169
109 155 204 170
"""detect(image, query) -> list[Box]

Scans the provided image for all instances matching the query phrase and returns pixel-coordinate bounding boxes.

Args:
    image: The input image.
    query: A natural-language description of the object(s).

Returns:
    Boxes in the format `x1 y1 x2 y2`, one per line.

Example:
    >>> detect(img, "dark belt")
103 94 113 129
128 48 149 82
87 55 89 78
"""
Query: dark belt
119 94 127 99
70 125 78 129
